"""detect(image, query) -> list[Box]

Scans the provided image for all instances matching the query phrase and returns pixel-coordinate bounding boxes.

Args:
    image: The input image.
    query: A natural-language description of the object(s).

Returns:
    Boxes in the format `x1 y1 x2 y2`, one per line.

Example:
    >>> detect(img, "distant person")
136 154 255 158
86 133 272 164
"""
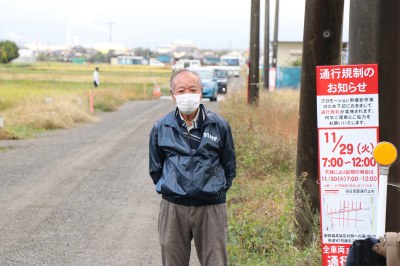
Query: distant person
148 69 236 266
93 67 100 87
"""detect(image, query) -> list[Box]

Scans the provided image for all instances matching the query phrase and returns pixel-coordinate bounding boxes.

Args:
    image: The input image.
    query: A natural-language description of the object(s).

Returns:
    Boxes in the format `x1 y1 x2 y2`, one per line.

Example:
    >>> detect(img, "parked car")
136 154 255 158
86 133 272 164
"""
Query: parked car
172 59 201 72
189 67 218 101
220 54 245 77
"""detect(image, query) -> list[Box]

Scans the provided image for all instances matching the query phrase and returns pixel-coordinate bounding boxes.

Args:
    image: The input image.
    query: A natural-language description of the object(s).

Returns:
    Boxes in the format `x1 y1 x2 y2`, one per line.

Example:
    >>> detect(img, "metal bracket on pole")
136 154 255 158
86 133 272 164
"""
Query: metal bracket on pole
373 141 398 237
377 166 389 237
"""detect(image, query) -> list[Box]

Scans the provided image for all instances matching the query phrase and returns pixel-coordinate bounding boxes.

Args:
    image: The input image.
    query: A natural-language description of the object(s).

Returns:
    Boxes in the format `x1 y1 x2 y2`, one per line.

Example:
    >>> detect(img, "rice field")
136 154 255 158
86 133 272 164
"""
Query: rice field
0 62 172 138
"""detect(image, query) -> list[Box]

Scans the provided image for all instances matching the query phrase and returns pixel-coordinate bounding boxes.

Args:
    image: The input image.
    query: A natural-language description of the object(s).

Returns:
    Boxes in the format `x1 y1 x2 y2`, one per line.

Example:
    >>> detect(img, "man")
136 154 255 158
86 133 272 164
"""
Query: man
149 69 236 266
93 67 100 87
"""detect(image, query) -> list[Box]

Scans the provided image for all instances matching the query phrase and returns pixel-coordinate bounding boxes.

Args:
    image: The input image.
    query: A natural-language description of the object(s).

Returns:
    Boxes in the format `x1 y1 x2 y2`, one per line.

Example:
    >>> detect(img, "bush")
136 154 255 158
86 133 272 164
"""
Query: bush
92 89 125 112
0 40 19 64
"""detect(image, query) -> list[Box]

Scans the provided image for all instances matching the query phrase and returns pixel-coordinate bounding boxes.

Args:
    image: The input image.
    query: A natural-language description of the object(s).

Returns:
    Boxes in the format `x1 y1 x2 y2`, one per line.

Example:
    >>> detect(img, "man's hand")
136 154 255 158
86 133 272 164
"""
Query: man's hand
372 232 399 257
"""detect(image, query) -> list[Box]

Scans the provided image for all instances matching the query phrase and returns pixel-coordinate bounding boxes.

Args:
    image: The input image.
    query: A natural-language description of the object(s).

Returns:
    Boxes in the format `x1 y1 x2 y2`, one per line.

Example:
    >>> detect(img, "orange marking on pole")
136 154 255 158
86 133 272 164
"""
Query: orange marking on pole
89 90 94 113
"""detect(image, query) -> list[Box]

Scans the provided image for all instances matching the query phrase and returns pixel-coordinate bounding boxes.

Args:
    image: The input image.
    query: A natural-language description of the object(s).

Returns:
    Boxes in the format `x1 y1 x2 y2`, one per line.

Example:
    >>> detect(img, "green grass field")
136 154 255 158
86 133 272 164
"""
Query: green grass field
0 62 320 264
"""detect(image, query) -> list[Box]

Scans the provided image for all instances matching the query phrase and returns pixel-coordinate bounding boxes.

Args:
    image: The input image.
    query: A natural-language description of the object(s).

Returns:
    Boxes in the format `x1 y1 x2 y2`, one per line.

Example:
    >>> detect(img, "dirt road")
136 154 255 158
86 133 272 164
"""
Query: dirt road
0 99 219 265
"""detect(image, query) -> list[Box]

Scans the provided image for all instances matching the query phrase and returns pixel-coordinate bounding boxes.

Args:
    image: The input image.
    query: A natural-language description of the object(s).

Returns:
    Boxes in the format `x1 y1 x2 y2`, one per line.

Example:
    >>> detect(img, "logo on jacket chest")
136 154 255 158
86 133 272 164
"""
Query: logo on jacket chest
203 132 218 142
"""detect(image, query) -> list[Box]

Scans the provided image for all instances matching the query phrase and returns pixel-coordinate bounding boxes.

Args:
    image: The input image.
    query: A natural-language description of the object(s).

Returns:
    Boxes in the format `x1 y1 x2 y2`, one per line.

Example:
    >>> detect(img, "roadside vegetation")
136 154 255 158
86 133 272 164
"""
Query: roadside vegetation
220 91 321 265
0 62 320 264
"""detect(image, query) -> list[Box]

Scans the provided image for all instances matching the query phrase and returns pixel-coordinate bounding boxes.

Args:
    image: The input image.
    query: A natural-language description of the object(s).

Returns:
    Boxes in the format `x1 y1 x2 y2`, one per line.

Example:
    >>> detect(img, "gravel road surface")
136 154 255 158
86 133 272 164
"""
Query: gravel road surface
0 98 219 266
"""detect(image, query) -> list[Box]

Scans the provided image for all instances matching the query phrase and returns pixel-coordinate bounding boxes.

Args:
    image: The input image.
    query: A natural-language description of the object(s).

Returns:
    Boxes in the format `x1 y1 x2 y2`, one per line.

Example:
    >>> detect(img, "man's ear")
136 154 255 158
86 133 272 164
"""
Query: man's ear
170 90 176 103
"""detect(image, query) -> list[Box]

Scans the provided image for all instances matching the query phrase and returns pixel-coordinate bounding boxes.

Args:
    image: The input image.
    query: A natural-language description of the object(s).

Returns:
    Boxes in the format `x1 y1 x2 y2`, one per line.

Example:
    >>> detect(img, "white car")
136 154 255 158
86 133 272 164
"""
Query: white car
172 59 201 72
149 58 165 67
220 55 245 77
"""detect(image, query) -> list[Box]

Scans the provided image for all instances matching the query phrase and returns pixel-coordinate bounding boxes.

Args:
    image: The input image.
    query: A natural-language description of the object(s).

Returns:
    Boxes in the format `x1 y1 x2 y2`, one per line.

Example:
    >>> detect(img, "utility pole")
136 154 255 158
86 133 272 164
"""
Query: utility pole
107 22 115 44
271 0 279 69
348 0 400 233
295 0 344 242
263 0 270 90
248 0 260 104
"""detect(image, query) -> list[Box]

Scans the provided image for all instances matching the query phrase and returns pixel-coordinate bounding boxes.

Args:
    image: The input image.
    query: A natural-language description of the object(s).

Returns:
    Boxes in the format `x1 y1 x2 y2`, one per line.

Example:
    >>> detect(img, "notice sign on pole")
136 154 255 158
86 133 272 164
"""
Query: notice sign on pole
316 64 379 266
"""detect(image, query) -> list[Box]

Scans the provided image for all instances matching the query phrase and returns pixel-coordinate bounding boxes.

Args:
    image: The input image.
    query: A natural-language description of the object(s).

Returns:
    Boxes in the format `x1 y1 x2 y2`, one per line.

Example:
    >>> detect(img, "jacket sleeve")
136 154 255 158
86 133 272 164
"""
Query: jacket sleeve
149 125 165 185
220 122 236 191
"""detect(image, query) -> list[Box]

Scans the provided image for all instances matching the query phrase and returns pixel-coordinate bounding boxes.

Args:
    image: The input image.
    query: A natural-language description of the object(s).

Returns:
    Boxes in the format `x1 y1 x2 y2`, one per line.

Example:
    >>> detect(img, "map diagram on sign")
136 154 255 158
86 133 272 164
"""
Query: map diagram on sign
322 194 376 234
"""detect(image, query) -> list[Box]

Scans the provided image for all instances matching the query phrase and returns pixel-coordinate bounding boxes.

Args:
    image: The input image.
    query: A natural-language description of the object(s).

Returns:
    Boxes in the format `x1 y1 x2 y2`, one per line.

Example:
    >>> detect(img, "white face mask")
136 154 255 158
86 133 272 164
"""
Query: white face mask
174 93 201 114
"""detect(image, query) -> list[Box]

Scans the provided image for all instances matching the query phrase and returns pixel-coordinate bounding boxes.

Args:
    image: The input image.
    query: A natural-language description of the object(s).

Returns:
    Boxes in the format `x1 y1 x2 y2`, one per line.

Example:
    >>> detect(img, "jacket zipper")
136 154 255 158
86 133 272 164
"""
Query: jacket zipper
187 131 194 202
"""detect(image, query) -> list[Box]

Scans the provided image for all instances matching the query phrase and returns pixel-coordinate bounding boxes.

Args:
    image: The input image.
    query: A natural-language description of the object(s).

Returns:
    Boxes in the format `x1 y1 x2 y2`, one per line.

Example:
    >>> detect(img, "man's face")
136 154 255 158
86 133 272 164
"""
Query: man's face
171 72 202 102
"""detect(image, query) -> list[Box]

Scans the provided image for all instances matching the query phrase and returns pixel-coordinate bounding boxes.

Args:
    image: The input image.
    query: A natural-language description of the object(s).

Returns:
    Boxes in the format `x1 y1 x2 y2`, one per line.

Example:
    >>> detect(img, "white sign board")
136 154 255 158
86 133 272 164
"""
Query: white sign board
316 64 379 266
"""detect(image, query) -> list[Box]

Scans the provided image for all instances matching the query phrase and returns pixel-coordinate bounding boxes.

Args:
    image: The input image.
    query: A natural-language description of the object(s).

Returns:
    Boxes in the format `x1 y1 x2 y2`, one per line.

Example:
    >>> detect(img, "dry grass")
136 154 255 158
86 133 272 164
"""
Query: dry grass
221 90 299 141
4 95 98 131
220 90 321 265
221 90 299 179
0 129 18 140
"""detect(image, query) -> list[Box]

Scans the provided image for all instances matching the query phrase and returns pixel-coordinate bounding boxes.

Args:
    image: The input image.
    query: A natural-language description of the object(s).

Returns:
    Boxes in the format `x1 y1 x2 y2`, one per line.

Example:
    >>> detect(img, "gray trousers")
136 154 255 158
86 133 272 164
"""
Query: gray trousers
158 199 228 266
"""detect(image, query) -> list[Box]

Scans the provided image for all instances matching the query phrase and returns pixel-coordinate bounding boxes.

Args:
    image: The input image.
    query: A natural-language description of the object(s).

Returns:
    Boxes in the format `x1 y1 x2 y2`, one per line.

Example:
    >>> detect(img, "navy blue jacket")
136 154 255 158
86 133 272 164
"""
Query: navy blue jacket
149 104 236 206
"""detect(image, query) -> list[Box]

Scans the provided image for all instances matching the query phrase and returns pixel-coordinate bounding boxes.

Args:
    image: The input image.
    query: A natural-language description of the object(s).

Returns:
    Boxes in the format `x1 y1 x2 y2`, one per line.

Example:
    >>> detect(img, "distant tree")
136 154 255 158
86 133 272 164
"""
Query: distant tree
0 40 19 63
106 49 115 64
133 47 146 57
71 45 87 54
133 47 154 58
290 57 302 66
88 52 107 63
216 50 230 57
36 52 49 62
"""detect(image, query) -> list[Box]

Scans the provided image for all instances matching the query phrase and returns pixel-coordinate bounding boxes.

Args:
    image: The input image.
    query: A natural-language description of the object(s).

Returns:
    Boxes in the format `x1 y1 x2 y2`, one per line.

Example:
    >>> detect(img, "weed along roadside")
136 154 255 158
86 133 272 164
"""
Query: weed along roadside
0 115 15 140
0 63 171 139
220 91 321 265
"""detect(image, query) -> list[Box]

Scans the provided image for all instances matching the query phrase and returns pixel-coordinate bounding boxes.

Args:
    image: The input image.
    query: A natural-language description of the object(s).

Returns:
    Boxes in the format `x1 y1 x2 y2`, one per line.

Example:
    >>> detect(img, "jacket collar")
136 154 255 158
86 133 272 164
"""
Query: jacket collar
165 104 216 129
175 106 203 130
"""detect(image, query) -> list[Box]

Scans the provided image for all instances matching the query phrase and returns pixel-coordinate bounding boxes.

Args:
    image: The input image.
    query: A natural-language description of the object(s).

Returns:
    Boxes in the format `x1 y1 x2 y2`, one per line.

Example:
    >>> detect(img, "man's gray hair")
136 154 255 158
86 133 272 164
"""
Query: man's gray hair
169 69 201 92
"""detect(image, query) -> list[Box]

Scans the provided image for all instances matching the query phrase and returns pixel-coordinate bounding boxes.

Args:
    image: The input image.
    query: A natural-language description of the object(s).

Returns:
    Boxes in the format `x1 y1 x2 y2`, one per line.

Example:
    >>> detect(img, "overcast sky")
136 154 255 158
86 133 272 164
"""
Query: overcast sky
1 0 349 50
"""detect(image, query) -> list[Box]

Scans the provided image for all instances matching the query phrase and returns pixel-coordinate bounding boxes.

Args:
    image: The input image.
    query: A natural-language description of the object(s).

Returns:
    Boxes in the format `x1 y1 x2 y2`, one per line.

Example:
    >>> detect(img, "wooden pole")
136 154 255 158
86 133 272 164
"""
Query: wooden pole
248 0 260 104
263 0 270 90
348 0 400 232
295 0 344 242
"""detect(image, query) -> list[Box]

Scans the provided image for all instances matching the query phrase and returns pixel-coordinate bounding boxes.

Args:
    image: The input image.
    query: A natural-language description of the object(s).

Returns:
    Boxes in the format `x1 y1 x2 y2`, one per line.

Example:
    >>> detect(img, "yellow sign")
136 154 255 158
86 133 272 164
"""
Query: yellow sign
373 141 397 166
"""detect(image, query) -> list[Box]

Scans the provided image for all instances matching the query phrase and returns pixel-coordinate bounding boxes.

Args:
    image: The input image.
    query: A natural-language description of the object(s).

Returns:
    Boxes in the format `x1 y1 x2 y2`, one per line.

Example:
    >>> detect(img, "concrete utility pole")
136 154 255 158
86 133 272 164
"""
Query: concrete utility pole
263 0 270 90
248 0 260 104
295 0 344 242
107 22 115 44
348 0 400 233
271 0 279 68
